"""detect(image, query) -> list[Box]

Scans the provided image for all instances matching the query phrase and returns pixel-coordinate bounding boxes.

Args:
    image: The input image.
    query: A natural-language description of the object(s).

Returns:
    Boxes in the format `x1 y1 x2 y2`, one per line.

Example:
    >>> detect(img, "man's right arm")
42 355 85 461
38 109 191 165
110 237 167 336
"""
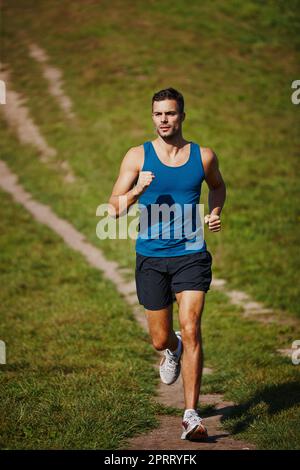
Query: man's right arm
108 146 155 218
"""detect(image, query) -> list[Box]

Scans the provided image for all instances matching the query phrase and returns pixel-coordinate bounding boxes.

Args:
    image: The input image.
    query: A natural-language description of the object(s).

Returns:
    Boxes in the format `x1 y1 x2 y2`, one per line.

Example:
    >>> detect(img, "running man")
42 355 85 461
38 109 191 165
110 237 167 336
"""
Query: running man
108 88 226 440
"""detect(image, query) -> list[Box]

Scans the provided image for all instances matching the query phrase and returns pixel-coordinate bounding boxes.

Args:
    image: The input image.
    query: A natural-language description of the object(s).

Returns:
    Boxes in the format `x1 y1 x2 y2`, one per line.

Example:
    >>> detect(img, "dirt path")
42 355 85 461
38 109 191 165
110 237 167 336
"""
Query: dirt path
0 63 75 183
28 43 75 120
0 159 256 450
122 364 255 450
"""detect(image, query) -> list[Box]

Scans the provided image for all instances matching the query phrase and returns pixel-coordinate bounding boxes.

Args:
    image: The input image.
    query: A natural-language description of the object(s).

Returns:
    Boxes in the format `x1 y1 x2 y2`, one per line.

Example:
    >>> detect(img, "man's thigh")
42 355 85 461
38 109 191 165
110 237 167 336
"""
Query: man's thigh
175 290 206 327
135 253 174 310
145 303 174 343
171 251 212 295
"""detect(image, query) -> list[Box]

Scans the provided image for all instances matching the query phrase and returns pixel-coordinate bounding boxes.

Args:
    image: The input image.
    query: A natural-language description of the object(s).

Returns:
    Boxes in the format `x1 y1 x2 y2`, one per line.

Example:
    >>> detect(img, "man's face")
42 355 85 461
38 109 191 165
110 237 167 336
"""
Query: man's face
152 99 185 138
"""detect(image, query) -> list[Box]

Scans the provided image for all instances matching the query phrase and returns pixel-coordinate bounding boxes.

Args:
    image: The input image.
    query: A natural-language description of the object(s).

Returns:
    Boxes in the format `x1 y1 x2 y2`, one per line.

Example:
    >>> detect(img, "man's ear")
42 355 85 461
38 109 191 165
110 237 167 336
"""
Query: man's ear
181 112 186 122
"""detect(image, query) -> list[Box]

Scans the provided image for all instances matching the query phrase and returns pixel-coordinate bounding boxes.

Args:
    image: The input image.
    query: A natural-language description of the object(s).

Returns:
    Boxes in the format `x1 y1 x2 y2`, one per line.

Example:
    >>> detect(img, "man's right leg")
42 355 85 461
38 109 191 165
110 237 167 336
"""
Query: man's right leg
146 303 182 385
135 254 182 382
145 303 179 352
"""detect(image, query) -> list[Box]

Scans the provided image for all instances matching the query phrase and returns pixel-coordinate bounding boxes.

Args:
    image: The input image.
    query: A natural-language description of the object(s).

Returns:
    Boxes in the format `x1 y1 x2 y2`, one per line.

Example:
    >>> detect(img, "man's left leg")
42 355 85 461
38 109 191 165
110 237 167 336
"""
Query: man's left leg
175 290 208 439
176 290 205 409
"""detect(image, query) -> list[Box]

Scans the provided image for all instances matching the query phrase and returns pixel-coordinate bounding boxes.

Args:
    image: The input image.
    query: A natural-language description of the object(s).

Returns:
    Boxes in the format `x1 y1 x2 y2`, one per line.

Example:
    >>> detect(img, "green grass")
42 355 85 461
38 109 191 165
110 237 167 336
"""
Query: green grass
1 0 300 317
0 191 161 449
1 0 300 450
1 189 299 449
1 190 299 449
173 294 300 449
200 292 300 450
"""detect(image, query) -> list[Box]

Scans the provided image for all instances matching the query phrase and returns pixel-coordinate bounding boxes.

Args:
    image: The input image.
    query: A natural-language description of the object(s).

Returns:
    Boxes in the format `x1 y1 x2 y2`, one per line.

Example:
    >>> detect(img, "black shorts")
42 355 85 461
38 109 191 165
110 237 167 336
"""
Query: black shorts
135 251 212 311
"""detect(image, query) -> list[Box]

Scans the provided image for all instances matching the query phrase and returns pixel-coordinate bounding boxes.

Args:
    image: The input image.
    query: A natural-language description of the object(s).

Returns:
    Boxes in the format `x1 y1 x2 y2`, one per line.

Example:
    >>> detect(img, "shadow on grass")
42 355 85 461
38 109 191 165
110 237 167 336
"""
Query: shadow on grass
220 381 300 434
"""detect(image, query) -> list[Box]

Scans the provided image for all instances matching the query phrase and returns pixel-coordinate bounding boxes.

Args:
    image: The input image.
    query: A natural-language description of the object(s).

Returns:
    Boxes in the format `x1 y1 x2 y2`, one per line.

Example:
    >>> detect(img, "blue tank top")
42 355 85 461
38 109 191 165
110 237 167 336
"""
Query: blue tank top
135 141 207 257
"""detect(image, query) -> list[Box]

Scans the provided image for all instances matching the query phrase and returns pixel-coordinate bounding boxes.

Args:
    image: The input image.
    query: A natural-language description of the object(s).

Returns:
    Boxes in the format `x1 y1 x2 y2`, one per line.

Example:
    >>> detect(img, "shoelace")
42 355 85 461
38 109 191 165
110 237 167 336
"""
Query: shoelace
184 413 203 426
165 350 180 370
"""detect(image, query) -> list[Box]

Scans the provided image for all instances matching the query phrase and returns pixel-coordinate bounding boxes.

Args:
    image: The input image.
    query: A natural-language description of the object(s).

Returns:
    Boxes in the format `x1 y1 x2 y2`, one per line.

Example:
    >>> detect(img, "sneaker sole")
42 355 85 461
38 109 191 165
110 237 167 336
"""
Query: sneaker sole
181 424 208 441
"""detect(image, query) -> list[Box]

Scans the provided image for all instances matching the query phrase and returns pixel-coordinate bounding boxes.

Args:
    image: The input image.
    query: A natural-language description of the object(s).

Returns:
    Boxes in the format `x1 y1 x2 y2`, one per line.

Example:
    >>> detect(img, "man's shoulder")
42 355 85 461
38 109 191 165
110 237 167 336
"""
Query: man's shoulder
199 146 215 160
131 143 145 153
197 146 218 176
122 144 145 171
124 144 144 157
199 146 216 165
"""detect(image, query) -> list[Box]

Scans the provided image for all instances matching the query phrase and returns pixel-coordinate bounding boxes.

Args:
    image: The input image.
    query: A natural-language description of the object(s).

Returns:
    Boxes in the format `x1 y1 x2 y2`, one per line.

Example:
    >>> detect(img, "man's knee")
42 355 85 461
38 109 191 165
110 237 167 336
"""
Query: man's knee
181 323 201 346
152 335 171 351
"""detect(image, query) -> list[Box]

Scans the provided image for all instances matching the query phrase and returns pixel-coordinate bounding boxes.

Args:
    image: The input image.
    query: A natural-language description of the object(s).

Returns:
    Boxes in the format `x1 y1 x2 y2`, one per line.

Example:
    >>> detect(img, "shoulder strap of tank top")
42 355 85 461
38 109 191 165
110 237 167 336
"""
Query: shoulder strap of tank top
189 141 197 165
194 143 206 179
141 141 149 171
142 141 155 170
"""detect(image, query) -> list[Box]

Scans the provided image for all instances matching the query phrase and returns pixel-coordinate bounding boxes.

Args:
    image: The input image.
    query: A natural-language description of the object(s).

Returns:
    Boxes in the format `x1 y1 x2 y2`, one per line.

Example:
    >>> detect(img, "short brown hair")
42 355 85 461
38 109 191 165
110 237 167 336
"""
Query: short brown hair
152 87 184 114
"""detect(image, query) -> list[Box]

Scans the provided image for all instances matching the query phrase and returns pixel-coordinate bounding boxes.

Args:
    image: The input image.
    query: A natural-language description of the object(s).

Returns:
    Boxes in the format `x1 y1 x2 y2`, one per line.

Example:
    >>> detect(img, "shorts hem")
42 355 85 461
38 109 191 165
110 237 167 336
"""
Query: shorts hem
173 286 210 294
138 300 174 311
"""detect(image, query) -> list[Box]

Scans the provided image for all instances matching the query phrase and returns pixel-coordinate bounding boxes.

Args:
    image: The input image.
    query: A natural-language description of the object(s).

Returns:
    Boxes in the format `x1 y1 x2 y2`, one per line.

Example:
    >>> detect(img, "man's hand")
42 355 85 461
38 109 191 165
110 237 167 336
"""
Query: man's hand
204 214 221 232
133 171 155 196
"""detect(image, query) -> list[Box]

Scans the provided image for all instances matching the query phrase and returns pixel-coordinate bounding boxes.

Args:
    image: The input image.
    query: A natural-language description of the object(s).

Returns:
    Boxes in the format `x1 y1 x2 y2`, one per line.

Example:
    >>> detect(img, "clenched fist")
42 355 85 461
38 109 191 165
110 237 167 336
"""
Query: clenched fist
133 171 155 196
204 214 221 232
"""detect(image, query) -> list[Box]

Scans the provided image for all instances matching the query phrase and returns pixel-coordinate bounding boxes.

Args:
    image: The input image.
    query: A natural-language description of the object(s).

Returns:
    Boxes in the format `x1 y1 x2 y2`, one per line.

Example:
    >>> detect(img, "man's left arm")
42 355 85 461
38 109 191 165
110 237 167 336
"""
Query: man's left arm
202 148 226 232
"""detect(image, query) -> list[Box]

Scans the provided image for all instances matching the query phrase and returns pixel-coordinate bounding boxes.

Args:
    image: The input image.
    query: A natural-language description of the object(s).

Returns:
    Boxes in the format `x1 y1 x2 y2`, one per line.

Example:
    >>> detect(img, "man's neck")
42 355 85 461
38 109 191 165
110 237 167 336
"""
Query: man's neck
155 134 189 156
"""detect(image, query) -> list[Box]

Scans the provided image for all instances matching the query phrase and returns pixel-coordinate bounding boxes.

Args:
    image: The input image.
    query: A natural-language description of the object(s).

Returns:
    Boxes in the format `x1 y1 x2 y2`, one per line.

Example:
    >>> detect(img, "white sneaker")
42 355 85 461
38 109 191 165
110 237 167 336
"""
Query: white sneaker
181 409 208 440
159 331 182 385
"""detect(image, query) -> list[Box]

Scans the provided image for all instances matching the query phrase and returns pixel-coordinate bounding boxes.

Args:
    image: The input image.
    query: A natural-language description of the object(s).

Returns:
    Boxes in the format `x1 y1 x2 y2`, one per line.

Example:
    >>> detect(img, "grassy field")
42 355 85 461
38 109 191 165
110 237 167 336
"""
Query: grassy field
2 0 300 317
1 0 300 449
0 190 162 449
1 186 299 449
